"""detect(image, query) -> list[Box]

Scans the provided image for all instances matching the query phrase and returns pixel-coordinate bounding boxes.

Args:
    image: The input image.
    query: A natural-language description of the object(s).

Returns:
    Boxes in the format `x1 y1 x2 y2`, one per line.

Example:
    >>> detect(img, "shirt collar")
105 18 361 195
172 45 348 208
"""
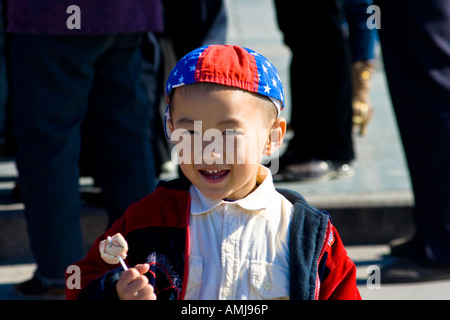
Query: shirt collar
190 165 275 214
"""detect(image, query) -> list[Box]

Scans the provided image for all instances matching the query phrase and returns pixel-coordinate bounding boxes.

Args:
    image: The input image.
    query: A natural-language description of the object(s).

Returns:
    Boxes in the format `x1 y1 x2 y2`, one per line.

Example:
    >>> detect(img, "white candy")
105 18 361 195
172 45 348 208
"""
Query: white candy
99 233 129 265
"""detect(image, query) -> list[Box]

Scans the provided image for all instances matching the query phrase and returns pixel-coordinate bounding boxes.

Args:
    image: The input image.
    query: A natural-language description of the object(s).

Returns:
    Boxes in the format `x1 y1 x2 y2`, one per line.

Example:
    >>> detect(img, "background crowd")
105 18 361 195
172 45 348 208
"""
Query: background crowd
0 0 449 299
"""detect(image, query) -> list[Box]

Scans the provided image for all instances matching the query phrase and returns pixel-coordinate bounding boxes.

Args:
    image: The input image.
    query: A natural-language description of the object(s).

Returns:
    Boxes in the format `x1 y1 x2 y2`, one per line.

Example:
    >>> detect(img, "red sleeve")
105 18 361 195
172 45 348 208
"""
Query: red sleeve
65 208 131 300
65 187 190 300
318 225 361 300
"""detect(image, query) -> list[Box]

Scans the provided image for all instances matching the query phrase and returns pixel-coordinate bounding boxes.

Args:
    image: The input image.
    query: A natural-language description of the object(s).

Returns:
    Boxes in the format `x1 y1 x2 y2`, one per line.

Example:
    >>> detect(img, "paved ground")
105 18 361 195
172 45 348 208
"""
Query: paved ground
1 0 449 300
2 245 450 300
349 246 450 300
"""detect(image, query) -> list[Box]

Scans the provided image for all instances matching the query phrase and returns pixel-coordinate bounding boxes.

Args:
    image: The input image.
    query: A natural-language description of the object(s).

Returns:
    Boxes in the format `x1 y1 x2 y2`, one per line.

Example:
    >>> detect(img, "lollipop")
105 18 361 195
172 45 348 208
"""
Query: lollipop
99 233 129 270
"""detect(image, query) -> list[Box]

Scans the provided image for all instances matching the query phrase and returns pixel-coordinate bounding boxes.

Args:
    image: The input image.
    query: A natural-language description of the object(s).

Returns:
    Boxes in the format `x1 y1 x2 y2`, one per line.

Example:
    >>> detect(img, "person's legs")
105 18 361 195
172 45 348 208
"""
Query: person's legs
86 33 156 226
341 0 377 135
376 0 450 280
342 0 376 63
11 35 104 288
0 7 7 147
274 0 354 180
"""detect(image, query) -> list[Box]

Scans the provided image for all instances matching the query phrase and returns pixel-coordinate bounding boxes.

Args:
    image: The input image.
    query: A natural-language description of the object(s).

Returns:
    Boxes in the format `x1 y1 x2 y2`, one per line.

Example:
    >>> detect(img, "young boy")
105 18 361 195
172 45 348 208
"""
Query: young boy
66 45 361 300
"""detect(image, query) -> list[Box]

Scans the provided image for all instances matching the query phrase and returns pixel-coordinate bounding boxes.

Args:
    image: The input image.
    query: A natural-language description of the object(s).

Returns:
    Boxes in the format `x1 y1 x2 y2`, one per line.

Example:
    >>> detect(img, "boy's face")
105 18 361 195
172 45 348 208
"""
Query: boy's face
169 86 286 200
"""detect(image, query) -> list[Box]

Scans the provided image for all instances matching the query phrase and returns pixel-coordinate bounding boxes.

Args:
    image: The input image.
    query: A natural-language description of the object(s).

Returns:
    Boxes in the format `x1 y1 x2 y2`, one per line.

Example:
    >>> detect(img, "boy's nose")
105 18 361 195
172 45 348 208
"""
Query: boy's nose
210 151 222 159
202 148 223 165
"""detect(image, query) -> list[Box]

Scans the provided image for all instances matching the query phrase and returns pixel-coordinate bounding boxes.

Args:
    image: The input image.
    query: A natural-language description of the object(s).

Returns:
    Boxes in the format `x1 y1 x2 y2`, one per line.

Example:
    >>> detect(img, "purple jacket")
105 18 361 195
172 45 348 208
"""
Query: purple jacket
6 0 163 34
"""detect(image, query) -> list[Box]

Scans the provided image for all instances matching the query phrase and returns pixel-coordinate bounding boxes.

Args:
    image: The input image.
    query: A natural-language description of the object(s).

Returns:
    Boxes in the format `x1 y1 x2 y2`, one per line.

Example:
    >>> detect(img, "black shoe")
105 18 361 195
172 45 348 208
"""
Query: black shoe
277 160 354 182
14 276 65 300
380 257 450 283
331 161 355 179
389 235 422 257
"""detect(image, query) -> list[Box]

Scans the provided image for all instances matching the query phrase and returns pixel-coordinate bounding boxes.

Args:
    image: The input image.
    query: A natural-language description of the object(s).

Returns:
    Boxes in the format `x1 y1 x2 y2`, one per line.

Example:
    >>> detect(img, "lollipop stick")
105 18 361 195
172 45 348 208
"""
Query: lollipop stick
107 236 128 271
118 256 128 271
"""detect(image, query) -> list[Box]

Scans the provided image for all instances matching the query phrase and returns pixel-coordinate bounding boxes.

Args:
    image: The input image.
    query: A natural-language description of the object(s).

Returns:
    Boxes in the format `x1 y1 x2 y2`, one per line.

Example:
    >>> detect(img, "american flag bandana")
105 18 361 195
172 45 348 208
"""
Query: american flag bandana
164 45 285 140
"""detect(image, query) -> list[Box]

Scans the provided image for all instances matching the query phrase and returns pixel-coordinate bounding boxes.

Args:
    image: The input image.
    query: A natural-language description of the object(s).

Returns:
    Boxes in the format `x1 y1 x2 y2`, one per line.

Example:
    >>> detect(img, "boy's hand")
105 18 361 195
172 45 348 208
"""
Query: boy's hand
116 263 156 300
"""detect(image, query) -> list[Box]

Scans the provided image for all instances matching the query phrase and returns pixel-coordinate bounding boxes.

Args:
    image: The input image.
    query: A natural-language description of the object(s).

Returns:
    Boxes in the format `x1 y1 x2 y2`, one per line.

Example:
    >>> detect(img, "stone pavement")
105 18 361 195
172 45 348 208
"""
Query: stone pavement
348 246 450 300
2 245 450 300
1 0 449 300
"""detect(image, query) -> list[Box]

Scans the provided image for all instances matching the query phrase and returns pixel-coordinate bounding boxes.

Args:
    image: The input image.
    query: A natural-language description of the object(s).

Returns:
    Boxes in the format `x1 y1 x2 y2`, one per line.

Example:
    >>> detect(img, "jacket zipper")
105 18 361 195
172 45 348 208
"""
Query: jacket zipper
180 196 191 300
314 222 332 300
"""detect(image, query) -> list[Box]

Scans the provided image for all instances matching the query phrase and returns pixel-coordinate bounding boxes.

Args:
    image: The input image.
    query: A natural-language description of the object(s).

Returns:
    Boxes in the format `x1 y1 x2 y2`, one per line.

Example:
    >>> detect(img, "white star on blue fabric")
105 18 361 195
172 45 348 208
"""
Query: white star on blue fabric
262 65 268 73
272 78 277 87
165 45 285 112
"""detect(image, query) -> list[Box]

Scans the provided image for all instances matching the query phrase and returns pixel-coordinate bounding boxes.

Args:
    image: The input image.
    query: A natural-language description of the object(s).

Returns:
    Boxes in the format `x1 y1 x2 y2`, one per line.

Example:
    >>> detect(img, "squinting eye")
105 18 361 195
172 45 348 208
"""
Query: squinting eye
223 129 244 136
177 130 199 139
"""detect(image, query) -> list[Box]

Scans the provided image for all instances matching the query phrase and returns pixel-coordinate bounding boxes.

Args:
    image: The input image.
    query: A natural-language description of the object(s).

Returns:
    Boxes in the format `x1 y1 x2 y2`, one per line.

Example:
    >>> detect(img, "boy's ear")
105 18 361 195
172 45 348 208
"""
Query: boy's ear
166 117 175 142
264 117 287 156
167 118 174 134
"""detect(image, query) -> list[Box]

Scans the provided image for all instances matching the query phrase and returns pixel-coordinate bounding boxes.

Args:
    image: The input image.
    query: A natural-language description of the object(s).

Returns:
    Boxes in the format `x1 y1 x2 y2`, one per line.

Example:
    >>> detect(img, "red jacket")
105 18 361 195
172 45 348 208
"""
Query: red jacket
66 178 361 300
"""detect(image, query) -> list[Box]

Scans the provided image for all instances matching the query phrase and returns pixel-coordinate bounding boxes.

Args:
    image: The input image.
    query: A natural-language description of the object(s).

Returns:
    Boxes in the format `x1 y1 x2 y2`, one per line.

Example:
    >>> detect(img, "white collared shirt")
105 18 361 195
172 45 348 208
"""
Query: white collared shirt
184 166 293 300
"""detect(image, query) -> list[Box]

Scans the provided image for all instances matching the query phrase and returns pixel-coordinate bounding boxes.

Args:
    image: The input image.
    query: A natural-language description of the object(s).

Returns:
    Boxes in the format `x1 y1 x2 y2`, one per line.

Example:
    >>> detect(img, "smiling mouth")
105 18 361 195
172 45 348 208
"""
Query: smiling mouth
199 169 230 183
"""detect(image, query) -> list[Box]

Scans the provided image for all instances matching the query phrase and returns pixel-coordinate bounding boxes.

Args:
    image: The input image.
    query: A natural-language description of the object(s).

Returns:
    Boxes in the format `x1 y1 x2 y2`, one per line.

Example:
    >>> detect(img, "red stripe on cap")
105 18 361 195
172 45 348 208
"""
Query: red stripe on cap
195 45 259 93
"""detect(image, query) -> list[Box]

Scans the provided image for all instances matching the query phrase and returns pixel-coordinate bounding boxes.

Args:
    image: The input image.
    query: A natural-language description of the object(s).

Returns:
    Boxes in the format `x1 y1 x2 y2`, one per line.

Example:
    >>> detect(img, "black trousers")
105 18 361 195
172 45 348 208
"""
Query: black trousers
274 0 355 163
11 34 156 279
376 0 450 266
